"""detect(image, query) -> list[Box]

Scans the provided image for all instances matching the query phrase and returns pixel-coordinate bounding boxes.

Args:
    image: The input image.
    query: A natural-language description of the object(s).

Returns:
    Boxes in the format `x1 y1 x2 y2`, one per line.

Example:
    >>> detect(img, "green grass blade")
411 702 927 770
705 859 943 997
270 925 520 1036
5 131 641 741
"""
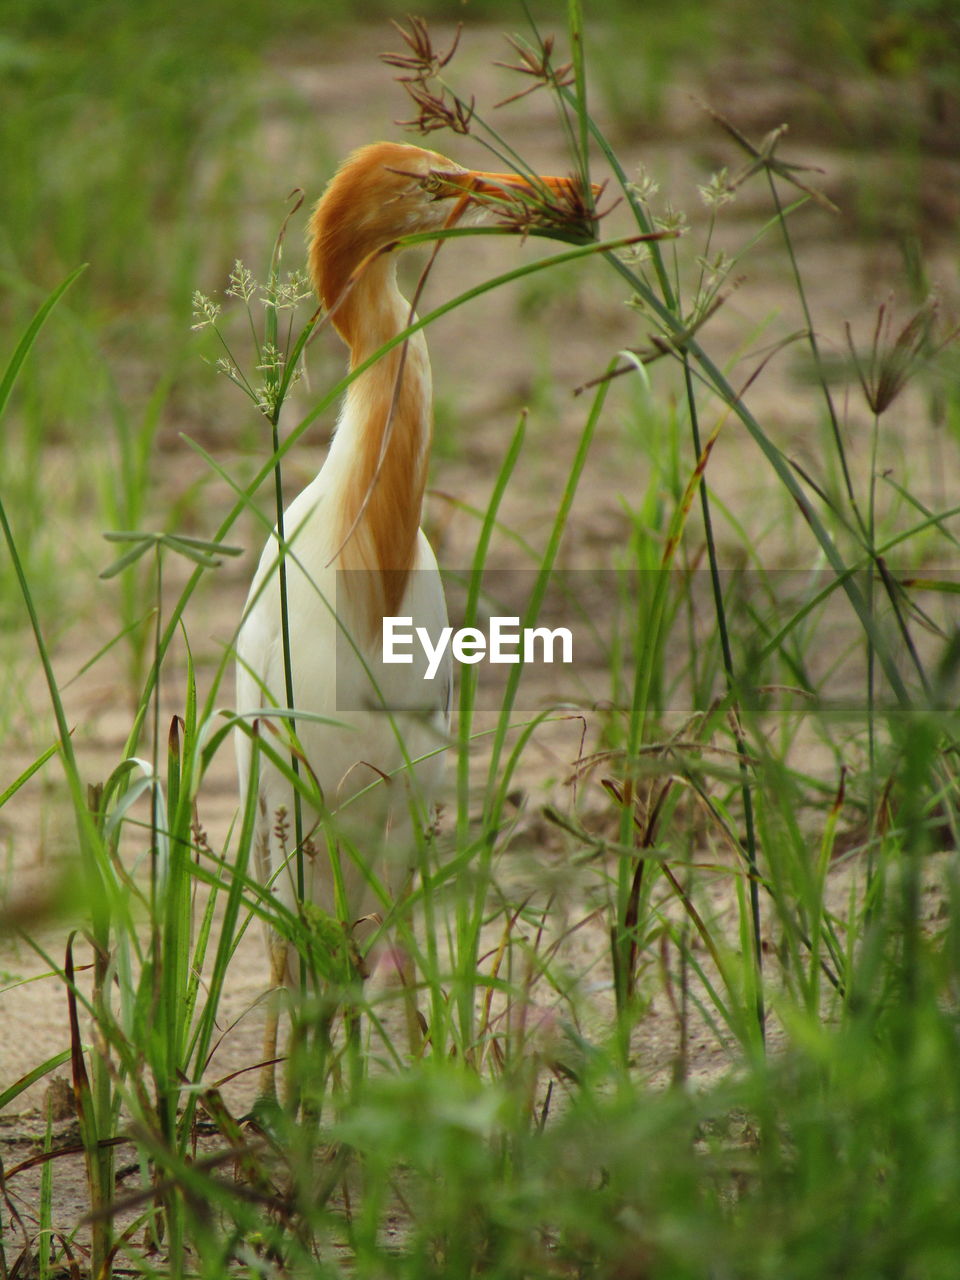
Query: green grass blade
0 1049 73 1112
567 0 590 186
0 264 87 419
483 364 613 807
0 740 60 808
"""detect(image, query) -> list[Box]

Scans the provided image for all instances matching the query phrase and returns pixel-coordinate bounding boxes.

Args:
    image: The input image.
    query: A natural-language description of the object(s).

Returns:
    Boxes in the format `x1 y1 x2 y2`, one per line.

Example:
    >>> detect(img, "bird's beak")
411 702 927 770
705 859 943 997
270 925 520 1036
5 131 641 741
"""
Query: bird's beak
462 168 583 199
441 166 603 242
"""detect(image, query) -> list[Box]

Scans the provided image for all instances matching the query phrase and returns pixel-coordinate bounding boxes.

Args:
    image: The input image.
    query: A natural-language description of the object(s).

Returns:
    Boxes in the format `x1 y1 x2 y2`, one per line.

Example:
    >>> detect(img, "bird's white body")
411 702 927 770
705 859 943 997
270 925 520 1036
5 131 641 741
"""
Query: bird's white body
235 488 450 933
236 280 450 943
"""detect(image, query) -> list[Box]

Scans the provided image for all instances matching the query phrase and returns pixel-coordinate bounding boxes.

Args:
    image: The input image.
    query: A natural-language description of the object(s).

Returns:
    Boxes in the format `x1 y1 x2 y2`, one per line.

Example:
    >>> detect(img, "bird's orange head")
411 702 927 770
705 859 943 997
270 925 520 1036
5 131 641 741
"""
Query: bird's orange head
308 141 599 319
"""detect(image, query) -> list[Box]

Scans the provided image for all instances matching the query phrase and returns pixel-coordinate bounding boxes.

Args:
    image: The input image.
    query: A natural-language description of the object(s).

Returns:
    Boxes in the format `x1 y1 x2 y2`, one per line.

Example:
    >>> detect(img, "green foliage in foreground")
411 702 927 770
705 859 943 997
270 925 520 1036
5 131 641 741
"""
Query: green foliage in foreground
1 2 960 1277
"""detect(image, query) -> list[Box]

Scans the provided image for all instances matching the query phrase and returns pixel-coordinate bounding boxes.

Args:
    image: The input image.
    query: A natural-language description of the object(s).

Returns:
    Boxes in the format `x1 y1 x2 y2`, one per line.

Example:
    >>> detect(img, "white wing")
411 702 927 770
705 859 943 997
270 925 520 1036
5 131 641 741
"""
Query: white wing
236 479 449 927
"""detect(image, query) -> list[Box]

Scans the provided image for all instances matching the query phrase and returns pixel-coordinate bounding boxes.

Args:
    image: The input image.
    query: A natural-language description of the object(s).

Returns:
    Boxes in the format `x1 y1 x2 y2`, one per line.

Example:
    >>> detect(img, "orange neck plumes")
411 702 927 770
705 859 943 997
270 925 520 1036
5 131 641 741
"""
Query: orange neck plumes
309 206 432 635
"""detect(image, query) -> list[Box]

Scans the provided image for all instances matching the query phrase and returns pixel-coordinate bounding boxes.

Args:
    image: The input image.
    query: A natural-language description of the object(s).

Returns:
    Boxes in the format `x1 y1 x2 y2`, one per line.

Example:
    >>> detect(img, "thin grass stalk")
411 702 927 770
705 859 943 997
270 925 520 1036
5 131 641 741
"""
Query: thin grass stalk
616 405 728 1032
490 711 578 827
770 167 888 897
65 935 114 1280
458 371 609 1050
0 270 104 854
681 356 765 1042
171 713 262 1128
764 176 936 708
159 656 202 1149
264 208 309 997
764 174 860 519
0 741 60 807
444 412 527 1054
566 0 591 192
473 384 609 875
39 1099 53 1280
150 547 163 914
482 370 611 807
456 411 527 839
572 100 677 306
602 246 913 707
866 408 881 888
103 376 172 700
268 416 306 938
617 575 673 1031
808 771 845 1013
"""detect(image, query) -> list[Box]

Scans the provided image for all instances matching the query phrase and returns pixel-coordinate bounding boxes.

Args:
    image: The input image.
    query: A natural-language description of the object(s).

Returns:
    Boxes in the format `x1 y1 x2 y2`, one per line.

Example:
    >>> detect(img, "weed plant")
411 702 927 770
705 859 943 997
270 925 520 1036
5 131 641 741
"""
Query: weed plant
1 3 960 1277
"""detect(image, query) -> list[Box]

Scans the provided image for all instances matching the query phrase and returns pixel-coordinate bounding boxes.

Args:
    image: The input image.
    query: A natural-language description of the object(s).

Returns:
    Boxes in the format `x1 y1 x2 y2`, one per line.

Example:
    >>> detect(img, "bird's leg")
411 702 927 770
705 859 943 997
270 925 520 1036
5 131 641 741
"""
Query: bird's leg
377 943 425 1057
399 947 427 1057
259 935 289 1101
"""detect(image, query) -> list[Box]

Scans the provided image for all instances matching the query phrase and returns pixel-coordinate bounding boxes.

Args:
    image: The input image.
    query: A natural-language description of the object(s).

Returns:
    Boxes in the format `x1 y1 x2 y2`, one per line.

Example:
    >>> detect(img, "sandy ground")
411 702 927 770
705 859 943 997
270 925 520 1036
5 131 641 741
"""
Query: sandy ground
1 21 958 1254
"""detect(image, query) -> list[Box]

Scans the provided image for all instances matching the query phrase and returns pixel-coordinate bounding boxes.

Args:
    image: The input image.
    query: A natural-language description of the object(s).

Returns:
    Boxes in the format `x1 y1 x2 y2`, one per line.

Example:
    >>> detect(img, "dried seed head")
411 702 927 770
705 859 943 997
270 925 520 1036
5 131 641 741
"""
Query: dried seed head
846 295 958 416
395 79 475 136
380 16 462 81
380 16 473 137
699 102 840 213
493 33 575 107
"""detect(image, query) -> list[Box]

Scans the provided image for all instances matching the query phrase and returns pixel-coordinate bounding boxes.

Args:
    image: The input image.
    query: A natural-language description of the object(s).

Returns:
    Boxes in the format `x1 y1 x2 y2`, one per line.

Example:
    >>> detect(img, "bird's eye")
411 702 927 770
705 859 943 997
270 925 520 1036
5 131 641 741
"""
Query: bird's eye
419 171 447 199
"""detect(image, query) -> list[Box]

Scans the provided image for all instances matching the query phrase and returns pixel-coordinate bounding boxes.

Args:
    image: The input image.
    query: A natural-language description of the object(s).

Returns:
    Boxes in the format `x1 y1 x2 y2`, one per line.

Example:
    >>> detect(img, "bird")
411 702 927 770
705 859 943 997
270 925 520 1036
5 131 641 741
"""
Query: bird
235 141 591 1097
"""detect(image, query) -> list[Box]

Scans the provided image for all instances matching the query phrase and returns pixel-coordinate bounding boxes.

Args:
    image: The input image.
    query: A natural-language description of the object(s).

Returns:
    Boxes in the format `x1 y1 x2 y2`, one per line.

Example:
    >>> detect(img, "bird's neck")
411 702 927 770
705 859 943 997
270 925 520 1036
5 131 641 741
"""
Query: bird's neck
323 259 432 635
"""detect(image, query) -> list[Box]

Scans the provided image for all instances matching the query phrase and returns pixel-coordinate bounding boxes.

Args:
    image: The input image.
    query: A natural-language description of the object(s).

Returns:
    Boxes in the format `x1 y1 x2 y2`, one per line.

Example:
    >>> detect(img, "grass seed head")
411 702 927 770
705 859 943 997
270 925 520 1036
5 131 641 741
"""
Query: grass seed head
395 78 475 136
493 33 575 107
846 295 958 416
381 16 462 81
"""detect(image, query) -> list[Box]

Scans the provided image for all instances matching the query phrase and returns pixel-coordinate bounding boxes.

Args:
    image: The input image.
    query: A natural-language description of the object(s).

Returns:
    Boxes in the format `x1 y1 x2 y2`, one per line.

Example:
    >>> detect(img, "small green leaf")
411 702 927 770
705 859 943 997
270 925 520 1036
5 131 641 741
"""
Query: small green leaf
0 1049 73 1112
99 539 155 579
0 265 87 420
0 740 60 808
100 528 242 576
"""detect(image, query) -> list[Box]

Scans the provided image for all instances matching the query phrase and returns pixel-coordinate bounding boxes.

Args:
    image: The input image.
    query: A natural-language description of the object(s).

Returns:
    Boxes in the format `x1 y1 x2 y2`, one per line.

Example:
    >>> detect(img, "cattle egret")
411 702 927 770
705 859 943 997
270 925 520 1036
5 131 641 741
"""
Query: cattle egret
236 141 592 1095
